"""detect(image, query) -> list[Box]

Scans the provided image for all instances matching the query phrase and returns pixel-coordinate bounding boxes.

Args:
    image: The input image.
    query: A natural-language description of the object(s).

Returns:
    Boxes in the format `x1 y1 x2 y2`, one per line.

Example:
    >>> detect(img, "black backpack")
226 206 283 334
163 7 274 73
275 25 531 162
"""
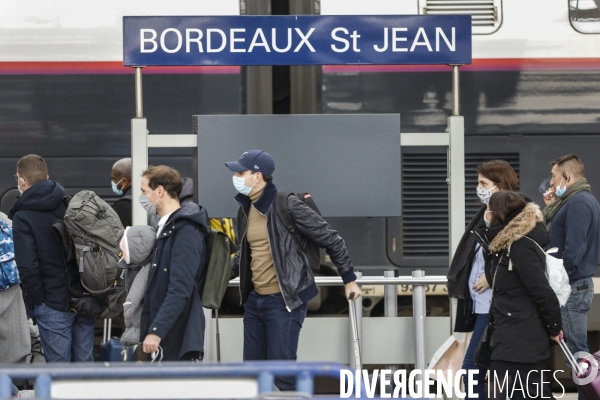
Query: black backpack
274 191 322 273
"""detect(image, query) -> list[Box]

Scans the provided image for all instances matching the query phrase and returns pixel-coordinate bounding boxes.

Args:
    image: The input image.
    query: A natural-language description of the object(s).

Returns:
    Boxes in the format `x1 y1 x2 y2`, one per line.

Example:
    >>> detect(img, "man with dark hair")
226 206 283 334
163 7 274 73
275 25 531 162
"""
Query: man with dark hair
225 150 361 391
111 157 133 228
543 154 600 400
9 154 95 362
139 165 209 361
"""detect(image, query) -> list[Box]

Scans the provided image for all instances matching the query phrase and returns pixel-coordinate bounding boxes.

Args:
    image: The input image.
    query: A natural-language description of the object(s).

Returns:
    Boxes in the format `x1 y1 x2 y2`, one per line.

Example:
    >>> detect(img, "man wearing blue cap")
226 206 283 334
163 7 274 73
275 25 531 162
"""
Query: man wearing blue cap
226 150 361 391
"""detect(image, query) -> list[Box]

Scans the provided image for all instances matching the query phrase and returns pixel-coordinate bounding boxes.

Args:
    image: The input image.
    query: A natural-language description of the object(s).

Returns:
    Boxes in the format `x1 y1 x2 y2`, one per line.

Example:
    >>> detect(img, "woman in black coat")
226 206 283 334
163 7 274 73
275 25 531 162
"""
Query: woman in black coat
475 191 562 399
447 160 519 399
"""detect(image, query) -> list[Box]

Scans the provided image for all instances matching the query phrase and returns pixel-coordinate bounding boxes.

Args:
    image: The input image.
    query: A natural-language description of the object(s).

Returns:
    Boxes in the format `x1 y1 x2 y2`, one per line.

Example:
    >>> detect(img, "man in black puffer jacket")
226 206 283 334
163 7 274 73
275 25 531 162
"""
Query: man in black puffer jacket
225 150 361 391
9 154 95 363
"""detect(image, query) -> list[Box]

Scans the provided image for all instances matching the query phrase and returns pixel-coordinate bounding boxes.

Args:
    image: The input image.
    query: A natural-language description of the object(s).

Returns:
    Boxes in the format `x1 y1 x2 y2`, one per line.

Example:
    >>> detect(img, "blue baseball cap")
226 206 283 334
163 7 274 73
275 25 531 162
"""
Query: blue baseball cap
225 150 275 176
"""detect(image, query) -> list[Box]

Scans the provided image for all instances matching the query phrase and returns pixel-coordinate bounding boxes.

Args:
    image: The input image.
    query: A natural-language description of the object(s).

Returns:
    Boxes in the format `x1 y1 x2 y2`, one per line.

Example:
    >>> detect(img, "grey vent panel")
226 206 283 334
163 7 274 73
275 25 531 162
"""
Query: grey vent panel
421 0 502 34
399 153 519 259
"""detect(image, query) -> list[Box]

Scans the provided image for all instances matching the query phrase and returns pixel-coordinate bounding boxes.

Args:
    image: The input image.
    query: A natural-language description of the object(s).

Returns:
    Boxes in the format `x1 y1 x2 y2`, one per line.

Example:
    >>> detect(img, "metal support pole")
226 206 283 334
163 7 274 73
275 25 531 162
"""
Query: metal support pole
258 372 274 394
135 67 143 118
384 270 398 394
296 371 314 395
384 270 397 318
0 375 12 399
349 271 362 371
35 374 52 399
131 67 148 226
412 269 427 373
451 65 460 116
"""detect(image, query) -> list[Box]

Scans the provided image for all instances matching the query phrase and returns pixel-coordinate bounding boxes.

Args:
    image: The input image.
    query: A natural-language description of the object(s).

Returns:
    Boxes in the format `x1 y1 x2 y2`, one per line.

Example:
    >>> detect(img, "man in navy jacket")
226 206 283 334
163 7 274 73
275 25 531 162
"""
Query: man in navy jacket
139 165 208 361
9 155 95 362
543 154 600 400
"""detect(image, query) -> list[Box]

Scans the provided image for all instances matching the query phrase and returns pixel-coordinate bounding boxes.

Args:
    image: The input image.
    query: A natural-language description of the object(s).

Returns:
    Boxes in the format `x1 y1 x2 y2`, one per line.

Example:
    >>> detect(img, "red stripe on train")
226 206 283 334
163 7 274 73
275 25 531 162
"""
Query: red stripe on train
0 62 240 75
0 59 598 74
322 58 600 73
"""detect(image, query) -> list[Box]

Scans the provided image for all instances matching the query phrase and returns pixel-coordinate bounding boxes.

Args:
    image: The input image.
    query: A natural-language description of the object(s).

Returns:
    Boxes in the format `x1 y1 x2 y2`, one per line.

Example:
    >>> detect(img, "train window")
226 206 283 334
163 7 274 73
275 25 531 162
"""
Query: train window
570 0 600 33
419 0 503 35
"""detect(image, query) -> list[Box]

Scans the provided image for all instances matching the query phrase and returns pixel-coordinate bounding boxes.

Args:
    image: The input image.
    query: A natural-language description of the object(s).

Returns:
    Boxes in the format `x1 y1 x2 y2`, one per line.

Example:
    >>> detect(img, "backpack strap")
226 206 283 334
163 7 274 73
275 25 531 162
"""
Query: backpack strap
171 220 206 294
275 191 295 235
274 191 309 263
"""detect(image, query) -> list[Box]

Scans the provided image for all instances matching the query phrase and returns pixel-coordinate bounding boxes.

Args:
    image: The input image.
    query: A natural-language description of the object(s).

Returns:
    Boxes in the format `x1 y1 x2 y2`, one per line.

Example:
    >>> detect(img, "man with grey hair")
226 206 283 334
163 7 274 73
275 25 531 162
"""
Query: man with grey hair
111 158 132 228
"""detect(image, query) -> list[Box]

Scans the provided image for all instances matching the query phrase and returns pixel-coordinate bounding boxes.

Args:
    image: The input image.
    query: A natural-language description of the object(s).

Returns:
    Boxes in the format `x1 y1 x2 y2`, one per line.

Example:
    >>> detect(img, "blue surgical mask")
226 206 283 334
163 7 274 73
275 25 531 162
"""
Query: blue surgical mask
555 177 567 198
111 178 124 196
233 174 256 196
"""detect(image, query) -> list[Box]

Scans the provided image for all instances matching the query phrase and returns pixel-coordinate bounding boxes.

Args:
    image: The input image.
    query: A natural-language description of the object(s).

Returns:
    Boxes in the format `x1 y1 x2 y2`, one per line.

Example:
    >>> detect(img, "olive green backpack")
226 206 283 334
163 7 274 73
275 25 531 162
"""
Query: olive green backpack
201 230 236 309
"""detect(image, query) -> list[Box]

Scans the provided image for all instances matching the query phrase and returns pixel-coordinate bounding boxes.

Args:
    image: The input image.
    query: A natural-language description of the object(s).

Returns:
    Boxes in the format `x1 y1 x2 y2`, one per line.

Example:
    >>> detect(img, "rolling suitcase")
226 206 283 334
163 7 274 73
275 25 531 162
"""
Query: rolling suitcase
348 293 362 371
99 319 125 362
559 337 600 400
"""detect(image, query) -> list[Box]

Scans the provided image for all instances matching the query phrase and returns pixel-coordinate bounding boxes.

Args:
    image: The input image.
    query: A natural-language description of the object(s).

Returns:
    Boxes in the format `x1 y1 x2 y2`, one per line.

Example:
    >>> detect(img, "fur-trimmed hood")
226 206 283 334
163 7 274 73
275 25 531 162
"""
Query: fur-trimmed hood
488 203 545 252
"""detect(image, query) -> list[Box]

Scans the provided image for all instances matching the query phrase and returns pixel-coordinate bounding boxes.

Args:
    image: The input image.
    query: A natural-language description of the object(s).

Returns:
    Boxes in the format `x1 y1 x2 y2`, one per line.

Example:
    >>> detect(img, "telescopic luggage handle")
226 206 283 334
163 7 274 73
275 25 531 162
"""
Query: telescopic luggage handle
348 293 362 371
559 334 584 377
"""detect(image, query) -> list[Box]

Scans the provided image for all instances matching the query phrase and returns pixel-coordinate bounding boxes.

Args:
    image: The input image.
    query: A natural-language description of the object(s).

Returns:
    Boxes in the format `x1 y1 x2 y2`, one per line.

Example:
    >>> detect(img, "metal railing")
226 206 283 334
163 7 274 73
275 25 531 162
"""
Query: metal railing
0 361 344 399
227 271 448 373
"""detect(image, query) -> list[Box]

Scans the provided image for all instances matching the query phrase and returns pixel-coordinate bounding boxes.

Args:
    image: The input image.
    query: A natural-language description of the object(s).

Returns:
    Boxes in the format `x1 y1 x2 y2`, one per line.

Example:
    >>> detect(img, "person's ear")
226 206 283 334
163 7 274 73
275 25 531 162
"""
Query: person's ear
122 178 130 188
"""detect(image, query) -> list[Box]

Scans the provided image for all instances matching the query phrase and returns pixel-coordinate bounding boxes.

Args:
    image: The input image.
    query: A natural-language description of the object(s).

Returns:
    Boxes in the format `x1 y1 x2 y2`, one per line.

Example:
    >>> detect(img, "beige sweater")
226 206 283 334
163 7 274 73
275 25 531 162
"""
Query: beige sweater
247 187 280 295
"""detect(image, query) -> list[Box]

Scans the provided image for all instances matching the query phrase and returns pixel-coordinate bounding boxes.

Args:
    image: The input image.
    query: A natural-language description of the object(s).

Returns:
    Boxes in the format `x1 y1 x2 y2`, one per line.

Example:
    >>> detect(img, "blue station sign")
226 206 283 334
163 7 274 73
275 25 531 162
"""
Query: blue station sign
123 15 471 66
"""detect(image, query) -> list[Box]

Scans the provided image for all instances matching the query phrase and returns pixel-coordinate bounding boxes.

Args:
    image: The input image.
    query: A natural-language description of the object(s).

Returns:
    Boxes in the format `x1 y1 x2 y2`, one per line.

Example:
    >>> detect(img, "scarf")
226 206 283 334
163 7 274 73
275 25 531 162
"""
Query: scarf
543 177 592 230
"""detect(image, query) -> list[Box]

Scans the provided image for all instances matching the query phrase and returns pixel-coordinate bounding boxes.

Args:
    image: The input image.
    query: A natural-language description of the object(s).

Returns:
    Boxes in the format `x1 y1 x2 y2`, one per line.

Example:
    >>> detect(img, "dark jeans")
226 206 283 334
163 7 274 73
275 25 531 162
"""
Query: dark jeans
462 313 489 400
33 304 95 362
561 277 594 400
243 290 308 391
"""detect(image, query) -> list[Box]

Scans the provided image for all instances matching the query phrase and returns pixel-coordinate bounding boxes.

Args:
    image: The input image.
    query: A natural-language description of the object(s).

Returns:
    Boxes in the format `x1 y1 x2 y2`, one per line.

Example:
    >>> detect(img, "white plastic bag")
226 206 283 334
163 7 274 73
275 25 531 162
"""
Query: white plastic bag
427 334 468 388
544 248 571 307
524 237 571 307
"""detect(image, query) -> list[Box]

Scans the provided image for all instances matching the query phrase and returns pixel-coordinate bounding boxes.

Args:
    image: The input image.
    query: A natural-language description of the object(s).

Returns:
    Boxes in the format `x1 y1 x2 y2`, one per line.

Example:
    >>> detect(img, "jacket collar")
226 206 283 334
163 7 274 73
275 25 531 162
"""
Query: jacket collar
235 180 278 215
487 203 544 252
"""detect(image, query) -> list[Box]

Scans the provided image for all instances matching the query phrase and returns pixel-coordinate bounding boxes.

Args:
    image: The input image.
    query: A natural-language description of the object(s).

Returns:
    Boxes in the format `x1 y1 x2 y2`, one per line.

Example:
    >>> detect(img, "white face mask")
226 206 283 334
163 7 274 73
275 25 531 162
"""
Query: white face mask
139 189 159 215
476 185 497 205
232 174 257 196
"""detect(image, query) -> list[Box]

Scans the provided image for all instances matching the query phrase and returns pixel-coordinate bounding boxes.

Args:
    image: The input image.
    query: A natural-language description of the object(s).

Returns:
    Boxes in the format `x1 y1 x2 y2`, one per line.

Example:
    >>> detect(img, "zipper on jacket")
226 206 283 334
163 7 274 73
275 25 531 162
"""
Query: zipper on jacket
471 230 490 249
235 200 250 306
257 206 291 312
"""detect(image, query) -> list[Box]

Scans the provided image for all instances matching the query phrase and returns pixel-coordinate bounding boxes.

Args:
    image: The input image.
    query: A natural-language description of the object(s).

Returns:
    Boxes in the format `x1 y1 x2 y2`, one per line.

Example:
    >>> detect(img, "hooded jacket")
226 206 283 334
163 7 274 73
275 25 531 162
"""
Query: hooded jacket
232 180 356 311
140 203 210 361
9 180 78 312
474 203 562 363
112 186 132 228
120 225 156 347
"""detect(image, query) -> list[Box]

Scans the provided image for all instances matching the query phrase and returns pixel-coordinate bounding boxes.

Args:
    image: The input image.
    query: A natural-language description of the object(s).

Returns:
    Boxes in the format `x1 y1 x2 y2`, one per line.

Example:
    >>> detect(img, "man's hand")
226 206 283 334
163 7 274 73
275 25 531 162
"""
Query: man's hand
143 333 162 354
543 188 557 206
472 274 490 294
550 330 564 344
345 281 362 301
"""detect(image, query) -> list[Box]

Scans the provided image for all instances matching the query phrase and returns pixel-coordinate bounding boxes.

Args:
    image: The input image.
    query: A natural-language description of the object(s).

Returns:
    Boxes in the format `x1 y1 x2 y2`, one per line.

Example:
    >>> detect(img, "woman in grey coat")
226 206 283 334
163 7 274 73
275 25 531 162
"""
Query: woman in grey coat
119 225 156 348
